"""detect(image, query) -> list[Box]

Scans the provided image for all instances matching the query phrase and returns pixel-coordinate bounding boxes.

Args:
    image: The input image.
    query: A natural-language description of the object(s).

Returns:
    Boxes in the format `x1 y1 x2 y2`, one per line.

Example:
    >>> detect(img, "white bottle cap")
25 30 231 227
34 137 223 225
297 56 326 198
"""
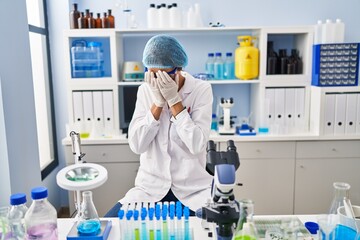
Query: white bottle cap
336 18 342 23
326 19 332 23
317 20 322 24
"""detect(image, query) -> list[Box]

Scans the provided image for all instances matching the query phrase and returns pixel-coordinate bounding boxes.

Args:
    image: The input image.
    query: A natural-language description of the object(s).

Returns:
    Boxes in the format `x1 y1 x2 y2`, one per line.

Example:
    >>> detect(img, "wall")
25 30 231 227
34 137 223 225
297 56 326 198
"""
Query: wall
49 0 360 207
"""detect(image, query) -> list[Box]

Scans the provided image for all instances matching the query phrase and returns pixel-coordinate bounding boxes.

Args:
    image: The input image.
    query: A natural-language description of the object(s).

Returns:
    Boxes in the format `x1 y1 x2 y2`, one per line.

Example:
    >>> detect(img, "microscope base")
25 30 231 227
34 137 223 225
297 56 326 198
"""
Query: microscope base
218 126 236 135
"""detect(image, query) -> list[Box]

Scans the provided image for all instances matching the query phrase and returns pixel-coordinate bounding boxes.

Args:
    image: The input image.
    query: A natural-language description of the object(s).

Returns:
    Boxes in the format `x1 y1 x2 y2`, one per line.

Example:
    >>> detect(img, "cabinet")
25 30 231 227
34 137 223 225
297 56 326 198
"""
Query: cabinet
294 140 360 214
63 142 140 216
219 141 296 215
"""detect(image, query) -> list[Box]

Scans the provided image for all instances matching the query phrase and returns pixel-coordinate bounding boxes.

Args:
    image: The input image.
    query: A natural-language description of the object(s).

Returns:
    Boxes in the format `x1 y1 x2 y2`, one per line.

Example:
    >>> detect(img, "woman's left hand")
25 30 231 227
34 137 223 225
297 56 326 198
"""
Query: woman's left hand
156 70 182 107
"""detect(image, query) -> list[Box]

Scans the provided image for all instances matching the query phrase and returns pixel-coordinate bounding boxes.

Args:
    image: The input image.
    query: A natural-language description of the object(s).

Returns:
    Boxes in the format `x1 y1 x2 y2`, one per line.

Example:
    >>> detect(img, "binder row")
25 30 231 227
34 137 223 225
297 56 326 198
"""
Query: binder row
323 92 360 135
265 87 306 135
72 90 114 137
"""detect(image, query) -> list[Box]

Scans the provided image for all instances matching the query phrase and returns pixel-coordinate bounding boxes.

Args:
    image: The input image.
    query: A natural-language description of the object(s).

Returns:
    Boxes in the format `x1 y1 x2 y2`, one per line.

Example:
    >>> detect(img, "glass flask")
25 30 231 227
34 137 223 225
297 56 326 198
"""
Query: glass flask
233 199 259 240
329 182 351 215
77 191 101 236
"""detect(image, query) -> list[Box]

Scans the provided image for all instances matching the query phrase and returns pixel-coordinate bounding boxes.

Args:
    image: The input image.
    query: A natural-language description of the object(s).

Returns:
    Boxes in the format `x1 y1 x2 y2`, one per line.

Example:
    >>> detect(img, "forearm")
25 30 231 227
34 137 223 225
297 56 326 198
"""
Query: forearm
170 101 184 118
151 104 163 120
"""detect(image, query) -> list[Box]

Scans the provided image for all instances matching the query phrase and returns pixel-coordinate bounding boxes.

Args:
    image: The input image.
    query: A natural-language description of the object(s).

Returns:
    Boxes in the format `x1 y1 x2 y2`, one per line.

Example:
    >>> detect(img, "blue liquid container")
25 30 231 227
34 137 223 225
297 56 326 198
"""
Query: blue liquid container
211 113 218 131
205 53 215 78
224 52 235 79
214 52 224 80
24 187 58 240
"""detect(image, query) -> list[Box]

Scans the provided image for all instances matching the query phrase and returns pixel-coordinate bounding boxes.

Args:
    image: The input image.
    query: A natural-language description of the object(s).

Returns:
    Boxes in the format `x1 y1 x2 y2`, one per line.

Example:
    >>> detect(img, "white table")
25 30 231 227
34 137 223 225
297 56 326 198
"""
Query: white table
57 215 318 240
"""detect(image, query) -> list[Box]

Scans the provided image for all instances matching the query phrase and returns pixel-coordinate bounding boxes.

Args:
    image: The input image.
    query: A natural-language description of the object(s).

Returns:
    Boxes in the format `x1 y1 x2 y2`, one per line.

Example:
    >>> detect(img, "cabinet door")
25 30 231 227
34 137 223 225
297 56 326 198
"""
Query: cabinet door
219 141 296 215
294 157 360 214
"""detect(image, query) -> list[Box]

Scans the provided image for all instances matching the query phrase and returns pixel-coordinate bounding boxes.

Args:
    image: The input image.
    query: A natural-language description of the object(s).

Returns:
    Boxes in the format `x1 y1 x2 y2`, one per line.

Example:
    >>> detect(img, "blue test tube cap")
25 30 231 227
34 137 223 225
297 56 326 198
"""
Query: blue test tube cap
176 201 182 210
148 208 155 221
162 207 168 220
126 210 133 221
141 207 147 221
118 209 125 220
134 209 139 221
183 207 190 220
176 208 182 220
155 205 161 220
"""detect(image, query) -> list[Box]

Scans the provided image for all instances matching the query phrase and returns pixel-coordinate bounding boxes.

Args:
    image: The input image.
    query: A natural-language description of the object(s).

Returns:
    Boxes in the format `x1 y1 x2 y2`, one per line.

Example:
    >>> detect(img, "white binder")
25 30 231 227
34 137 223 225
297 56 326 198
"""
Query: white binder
285 88 296 133
357 94 360 134
274 88 285 130
345 93 357 135
294 88 305 131
72 91 83 124
102 91 114 132
82 91 94 123
323 94 336 135
334 93 346 135
92 91 104 137
265 88 275 126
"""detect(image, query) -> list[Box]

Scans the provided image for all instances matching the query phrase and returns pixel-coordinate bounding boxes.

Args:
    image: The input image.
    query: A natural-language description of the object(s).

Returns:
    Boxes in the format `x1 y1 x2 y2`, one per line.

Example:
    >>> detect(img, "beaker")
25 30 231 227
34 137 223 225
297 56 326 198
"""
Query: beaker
233 199 258 240
77 191 101 236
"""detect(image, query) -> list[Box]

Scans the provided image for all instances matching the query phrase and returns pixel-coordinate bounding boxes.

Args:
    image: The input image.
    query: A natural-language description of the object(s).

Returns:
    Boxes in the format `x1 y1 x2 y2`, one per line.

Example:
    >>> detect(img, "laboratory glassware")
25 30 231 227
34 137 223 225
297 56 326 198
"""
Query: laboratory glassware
95 13 102 28
107 9 115 28
69 3 80 29
214 52 224 80
205 53 215 78
88 12 96 28
233 199 259 240
24 187 58 240
224 52 235 79
77 191 101 236
0 207 10 240
102 12 109 29
8 193 28 239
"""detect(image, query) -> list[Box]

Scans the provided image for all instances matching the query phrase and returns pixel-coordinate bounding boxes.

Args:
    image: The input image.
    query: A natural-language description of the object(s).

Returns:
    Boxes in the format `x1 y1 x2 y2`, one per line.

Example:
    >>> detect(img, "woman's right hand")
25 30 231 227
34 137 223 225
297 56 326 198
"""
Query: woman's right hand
145 71 165 107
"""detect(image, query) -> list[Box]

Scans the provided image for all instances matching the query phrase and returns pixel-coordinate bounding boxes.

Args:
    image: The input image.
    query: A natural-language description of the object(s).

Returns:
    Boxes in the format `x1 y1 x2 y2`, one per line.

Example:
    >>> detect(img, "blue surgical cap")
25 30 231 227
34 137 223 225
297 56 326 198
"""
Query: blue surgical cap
142 35 188 69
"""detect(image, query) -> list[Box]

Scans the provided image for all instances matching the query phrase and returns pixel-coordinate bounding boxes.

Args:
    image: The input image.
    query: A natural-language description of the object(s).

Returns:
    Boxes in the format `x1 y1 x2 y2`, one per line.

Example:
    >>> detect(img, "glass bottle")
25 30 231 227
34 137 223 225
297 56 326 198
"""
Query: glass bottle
214 52 224 80
69 3 80 29
102 12 109 29
95 13 102 28
88 12 96 28
224 52 235 79
0 206 10 240
84 9 90 29
211 113 218 131
107 9 115 28
233 199 258 240
77 191 101 236
24 187 58 240
279 49 288 74
267 41 278 75
78 12 86 29
8 193 28 239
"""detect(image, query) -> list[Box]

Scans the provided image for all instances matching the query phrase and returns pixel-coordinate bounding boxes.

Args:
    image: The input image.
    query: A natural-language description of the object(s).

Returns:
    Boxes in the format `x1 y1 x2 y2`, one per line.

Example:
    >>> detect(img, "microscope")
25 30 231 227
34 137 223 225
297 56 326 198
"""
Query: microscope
218 98 236 135
197 140 241 240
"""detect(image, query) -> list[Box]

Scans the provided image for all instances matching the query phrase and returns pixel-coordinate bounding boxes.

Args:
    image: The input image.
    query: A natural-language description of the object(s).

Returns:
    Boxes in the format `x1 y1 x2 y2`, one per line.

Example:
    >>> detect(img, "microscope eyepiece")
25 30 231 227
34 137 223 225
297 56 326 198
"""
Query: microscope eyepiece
226 140 236 151
207 140 216 152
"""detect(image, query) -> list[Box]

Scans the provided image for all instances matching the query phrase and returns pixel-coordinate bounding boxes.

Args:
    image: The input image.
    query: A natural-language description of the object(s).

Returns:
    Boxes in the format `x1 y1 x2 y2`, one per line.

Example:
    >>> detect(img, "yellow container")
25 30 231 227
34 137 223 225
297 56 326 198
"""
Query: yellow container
235 36 259 80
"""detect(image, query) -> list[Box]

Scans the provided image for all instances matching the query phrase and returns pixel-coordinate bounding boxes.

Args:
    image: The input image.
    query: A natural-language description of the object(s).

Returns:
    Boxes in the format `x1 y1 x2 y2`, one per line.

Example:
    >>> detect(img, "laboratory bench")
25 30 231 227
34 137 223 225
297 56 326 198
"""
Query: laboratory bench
57 215 320 239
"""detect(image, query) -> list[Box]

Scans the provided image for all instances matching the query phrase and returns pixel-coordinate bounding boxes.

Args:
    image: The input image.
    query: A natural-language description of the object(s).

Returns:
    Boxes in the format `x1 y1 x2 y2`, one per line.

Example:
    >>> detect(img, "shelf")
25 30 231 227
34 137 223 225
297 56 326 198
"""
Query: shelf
117 79 261 86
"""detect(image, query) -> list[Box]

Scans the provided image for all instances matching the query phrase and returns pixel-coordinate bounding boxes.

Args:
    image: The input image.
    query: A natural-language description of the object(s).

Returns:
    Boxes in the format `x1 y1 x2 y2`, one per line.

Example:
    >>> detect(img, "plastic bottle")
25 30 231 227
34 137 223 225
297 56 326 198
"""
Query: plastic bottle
8 193 28 239
24 187 58 240
314 20 323 44
211 113 218 131
194 3 204 27
95 13 102 28
170 3 182 28
334 19 345 43
77 191 101 236
69 3 80 29
224 52 235 79
205 53 215 78
214 52 224 80
147 4 157 29
158 3 169 28
322 19 336 44
186 6 196 28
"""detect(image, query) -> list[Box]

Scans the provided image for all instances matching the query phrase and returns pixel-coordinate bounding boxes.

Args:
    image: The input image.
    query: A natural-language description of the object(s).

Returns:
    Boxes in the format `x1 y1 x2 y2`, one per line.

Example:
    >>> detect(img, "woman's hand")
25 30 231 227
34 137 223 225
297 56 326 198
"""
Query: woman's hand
156 70 182 107
145 71 165 107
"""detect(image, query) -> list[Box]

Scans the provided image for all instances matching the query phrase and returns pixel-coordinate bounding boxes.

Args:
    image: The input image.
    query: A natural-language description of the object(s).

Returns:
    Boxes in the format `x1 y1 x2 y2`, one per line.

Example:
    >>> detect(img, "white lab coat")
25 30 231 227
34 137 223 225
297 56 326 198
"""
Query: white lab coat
120 72 213 212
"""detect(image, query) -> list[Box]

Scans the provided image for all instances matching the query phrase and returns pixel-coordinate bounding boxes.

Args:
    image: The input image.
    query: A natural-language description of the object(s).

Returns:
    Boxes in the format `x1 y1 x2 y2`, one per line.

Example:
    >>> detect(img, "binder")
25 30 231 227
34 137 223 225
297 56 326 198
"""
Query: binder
92 91 104 137
323 94 336 135
345 93 357 134
72 91 84 124
274 88 285 131
357 94 360 134
334 93 346 135
265 88 275 126
285 88 296 133
102 91 114 132
295 88 305 132
82 91 94 131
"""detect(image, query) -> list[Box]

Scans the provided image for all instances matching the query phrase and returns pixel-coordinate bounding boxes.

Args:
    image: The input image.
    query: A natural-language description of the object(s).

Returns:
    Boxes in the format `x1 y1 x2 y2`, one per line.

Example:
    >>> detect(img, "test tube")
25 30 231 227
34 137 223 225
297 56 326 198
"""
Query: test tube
184 207 190 240
155 203 162 240
134 209 140 240
169 202 176 240
118 209 126 239
126 210 134 240
141 207 148 240
148 205 155 240
176 201 183 239
162 203 169 240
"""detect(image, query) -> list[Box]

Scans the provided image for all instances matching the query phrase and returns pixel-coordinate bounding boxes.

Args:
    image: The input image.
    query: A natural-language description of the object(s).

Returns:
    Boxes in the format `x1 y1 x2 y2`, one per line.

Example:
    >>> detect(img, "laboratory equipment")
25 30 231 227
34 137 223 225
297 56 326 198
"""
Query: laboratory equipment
218 98 236 135
235 36 259 80
0 207 10 240
214 52 224 79
317 214 337 240
95 13 102 28
224 52 235 79
69 3 80 29
237 116 256 136
197 140 241 240
102 12 109 29
211 113 218 131
205 53 215 78
24 187 58 240
233 199 259 240
77 191 101 236
8 193 28 239
88 12 95 28
169 3 182 28
107 9 115 28
147 4 157 28
121 61 144 81
267 41 278 75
